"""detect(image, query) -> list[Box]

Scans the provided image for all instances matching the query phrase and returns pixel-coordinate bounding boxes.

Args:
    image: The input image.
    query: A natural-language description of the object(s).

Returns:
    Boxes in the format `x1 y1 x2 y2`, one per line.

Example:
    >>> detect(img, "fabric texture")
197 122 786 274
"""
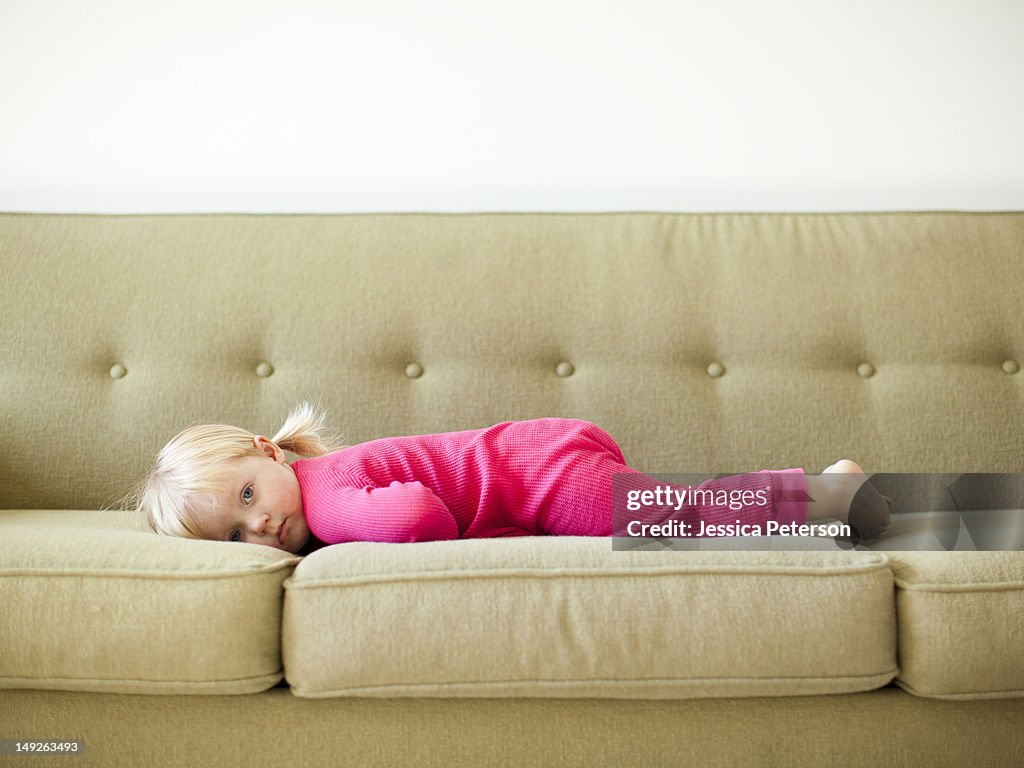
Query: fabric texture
1 212 1023 764
6 687 1024 768
3 213 1024 512
889 551 1024 699
0 509 299 695
283 537 896 699
292 417 808 544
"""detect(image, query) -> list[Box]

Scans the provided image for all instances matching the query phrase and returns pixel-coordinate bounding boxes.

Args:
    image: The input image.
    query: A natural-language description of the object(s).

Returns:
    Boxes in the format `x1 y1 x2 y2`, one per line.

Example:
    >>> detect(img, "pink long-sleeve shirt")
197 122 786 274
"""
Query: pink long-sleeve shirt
290 418 808 545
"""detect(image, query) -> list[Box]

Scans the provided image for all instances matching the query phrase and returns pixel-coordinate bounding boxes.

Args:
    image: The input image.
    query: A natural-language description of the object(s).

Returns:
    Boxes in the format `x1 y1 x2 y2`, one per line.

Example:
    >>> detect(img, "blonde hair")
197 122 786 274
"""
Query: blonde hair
131 402 344 539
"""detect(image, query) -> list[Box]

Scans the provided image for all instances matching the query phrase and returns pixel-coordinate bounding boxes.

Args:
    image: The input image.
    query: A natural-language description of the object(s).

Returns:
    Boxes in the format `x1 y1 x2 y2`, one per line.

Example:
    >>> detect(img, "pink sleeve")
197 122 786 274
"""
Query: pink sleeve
308 480 460 544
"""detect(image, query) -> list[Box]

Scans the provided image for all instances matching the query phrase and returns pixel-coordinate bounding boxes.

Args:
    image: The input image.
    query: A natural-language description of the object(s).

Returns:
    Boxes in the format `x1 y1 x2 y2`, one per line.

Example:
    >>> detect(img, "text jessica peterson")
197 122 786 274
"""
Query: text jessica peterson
622 485 851 538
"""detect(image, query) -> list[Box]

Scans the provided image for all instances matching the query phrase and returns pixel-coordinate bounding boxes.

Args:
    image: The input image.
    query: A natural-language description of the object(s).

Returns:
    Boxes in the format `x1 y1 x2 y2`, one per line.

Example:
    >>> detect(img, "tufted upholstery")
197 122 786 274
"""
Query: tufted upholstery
2 212 1022 513
2 212 1023 768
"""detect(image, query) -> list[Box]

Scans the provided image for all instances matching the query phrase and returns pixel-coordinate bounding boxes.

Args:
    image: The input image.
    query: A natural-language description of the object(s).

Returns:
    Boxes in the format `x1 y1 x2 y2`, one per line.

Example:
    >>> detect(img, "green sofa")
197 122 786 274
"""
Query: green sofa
1 212 1022 767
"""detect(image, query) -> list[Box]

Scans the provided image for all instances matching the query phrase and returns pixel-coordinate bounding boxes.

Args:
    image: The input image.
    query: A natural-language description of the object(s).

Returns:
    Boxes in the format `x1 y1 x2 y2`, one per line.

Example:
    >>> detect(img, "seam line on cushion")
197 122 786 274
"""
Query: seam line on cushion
0 563 300 579
287 564 892 590
288 569 888 593
301 669 902 688
894 579 1024 592
292 669 900 697
893 679 1024 699
0 672 283 685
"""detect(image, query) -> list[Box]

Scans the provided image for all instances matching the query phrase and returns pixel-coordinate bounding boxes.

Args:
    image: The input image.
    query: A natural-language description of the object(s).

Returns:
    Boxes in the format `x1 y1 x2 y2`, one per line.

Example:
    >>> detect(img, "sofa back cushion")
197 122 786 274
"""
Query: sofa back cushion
2 212 1023 511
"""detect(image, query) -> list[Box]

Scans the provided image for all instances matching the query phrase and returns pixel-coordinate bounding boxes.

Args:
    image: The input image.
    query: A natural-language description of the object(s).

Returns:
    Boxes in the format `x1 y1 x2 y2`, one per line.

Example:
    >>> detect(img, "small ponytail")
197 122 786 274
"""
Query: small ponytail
271 401 345 457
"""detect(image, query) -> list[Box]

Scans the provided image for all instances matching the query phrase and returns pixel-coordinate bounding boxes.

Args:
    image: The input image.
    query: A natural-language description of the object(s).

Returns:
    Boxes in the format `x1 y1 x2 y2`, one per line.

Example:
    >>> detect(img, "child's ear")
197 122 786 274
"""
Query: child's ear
253 435 284 463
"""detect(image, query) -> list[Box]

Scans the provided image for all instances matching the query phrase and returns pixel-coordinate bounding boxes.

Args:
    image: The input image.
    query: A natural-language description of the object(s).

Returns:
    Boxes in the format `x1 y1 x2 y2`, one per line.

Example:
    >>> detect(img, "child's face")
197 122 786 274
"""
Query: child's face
194 437 310 553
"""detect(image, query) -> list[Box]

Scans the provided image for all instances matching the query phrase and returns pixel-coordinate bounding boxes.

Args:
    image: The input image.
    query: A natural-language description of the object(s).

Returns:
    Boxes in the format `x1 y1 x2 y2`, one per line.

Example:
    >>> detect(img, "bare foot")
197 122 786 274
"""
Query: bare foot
816 460 893 538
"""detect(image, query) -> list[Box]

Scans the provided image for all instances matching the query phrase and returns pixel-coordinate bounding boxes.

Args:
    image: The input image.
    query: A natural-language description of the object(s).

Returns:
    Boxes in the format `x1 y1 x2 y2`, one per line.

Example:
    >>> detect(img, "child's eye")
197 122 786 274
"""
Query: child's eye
242 485 254 503
229 529 242 543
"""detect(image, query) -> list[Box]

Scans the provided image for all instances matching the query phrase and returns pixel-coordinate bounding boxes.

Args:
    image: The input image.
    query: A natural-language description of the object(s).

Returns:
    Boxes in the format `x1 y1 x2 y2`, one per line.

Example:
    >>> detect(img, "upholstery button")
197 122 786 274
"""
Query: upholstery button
706 362 724 378
255 362 274 378
109 363 127 380
1003 359 1020 375
555 361 574 378
405 362 424 379
857 362 875 378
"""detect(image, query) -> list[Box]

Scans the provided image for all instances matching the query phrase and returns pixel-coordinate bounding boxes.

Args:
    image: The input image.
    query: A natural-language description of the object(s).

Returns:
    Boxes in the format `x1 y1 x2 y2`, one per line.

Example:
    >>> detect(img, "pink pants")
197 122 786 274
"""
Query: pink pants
536 423 809 537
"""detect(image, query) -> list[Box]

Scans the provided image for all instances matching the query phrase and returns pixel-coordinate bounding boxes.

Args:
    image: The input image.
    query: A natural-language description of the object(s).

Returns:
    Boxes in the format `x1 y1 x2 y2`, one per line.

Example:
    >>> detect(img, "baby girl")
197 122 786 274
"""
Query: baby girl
134 403 891 554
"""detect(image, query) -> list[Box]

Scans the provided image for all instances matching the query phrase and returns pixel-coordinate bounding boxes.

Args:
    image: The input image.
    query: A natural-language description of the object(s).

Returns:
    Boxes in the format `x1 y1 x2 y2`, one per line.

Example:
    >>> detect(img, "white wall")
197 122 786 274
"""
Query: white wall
1 0 1021 213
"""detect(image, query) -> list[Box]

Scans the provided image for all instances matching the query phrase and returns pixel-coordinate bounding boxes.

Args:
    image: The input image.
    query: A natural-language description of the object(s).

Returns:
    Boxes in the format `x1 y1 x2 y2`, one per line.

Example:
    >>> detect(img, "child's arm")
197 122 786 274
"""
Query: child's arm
308 480 460 544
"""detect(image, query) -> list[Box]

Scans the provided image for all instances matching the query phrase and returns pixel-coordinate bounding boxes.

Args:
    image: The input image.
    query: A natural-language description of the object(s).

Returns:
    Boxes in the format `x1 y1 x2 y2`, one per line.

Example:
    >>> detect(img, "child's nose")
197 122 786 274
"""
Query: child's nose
249 513 269 535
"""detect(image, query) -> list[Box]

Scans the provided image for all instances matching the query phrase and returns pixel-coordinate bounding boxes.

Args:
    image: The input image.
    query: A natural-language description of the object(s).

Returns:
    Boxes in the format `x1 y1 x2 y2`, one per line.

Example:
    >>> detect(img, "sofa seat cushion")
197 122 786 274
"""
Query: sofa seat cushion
0 510 300 695
890 551 1024 699
283 536 897 698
